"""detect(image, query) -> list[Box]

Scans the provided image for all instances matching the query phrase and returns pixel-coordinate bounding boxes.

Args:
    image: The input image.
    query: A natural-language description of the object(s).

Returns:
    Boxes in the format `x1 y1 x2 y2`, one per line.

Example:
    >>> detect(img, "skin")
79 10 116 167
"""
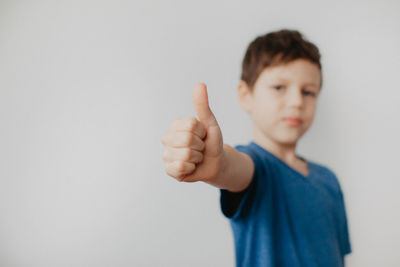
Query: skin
238 58 322 176
162 58 322 192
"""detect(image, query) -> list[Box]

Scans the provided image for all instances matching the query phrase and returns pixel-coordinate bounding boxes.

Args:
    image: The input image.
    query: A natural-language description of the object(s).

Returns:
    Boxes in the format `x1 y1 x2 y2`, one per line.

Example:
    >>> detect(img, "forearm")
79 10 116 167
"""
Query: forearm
204 144 254 192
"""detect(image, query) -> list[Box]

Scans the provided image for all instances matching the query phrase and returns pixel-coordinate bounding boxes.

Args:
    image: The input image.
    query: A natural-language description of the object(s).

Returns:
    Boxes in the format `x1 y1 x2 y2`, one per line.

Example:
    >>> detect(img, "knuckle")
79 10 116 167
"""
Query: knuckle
184 133 193 146
187 117 197 131
167 170 178 179
165 164 175 177
176 161 186 173
183 148 192 161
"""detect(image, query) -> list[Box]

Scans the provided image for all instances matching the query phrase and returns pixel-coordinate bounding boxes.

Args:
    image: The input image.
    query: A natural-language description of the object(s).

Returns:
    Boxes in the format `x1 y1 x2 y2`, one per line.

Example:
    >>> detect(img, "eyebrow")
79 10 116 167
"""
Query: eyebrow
302 82 319 88
270 79 318 88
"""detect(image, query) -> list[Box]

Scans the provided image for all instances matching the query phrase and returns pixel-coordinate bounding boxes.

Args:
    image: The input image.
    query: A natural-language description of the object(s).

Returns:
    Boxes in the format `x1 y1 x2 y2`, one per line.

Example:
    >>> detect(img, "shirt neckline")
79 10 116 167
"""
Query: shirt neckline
250 141 313 180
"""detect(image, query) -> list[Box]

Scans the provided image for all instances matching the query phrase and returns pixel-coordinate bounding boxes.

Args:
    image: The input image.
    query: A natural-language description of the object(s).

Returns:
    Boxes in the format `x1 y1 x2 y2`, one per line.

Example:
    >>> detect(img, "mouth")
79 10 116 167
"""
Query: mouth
283 117 302 127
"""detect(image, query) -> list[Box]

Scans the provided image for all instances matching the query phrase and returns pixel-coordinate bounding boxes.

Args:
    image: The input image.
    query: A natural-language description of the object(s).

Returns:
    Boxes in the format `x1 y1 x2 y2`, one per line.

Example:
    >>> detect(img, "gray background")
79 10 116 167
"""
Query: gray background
1 0 399 266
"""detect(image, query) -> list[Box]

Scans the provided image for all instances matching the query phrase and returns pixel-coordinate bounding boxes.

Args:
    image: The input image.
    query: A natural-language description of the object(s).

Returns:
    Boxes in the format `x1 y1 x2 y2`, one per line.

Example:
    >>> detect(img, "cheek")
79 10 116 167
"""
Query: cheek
255 101 279 122
255 95 281 113
304 103 317 123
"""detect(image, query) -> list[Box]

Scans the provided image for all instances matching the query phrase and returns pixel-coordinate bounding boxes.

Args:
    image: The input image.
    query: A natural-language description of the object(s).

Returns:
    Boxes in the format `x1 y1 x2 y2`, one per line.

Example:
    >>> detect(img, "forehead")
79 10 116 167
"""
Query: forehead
257 59 321 87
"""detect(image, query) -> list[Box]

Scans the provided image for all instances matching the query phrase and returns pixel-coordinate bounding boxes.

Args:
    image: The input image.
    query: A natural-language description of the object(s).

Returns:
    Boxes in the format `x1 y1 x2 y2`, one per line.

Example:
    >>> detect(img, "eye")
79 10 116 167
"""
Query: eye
302 89 316 97
273 85 285 91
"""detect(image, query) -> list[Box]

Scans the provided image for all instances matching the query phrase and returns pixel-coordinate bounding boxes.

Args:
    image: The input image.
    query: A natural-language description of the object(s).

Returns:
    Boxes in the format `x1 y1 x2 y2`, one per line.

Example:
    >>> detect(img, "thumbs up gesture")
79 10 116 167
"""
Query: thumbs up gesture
162 83 225 183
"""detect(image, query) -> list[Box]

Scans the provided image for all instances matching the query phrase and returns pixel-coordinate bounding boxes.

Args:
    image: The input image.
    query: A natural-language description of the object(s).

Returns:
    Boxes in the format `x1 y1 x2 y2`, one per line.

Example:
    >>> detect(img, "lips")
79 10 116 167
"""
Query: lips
284 117 302 126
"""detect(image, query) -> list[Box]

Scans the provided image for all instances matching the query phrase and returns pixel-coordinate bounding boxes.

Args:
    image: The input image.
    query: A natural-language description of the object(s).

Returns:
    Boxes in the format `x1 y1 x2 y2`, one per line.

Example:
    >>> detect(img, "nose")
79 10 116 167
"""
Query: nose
285 88 303 108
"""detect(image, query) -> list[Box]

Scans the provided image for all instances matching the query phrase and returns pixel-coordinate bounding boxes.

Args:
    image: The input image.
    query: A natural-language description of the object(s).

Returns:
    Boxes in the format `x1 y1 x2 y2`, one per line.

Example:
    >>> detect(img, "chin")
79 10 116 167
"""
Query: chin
279 139 299 146
276 133 302 146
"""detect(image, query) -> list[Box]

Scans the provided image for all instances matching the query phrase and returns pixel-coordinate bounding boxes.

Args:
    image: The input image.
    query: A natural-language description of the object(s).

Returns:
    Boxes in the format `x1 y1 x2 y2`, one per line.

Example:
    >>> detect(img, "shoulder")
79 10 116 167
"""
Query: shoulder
310 160 336 177
309 160 343 194
234 142 273 167
234 143 257 156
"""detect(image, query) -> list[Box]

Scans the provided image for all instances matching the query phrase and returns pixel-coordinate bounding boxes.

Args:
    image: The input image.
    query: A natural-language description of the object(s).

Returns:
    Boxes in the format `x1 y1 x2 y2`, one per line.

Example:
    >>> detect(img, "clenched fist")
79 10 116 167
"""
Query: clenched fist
161 83 225 183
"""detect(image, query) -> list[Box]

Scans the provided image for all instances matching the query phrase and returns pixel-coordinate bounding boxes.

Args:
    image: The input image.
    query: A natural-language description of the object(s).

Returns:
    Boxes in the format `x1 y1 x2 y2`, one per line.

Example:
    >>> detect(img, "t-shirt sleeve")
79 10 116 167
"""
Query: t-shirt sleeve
219 145 260 220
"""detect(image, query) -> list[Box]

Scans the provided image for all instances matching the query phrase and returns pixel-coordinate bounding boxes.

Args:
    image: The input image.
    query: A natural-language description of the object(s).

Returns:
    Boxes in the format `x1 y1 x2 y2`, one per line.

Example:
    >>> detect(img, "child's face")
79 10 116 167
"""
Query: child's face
239 59 321 146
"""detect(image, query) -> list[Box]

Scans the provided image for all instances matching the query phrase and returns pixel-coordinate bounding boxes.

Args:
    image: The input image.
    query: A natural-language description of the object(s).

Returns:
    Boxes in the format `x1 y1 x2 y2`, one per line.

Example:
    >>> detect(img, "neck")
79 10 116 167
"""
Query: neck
252 128 299 165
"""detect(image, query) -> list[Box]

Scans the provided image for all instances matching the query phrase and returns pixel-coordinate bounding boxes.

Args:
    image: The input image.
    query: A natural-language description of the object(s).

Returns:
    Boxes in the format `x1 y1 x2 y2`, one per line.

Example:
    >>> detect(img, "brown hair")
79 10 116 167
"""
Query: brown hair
241 29 322 90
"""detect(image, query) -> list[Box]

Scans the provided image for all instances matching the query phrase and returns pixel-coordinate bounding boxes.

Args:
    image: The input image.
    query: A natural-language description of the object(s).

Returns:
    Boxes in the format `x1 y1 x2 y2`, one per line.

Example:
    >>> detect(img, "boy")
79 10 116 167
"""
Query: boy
161 29 352 267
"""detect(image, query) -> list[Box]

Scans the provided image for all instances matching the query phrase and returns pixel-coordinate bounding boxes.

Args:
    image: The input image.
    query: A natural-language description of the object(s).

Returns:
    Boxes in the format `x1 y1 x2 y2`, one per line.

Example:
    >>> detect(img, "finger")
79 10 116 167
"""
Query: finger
161 132 205 151
192 83 218 128
169 117 207 140
180 156 220 182
163 147 204 164
165 161 196 180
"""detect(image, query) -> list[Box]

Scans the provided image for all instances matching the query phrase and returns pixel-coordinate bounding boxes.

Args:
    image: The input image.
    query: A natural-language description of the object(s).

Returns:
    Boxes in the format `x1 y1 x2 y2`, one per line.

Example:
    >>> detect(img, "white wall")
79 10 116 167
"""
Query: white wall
1 0 399 266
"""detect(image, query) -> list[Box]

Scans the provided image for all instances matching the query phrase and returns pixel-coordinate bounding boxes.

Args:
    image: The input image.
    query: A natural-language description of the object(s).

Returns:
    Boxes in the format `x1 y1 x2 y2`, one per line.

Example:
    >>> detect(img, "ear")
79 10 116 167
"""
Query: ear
237 80 253 113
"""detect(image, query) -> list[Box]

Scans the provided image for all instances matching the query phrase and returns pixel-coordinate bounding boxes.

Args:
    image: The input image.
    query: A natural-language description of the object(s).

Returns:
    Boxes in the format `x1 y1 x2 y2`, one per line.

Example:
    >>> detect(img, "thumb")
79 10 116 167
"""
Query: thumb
192 83 218 128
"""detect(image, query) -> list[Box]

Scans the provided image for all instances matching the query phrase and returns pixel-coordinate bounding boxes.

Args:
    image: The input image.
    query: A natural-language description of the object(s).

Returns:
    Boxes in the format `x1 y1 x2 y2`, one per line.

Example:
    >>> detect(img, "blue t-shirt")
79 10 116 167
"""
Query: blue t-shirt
220 141 352 267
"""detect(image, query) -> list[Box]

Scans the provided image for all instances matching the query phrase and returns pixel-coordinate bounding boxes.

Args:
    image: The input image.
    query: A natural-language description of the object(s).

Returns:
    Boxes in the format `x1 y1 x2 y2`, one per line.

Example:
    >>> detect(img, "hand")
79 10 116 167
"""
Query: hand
162 83 225 182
